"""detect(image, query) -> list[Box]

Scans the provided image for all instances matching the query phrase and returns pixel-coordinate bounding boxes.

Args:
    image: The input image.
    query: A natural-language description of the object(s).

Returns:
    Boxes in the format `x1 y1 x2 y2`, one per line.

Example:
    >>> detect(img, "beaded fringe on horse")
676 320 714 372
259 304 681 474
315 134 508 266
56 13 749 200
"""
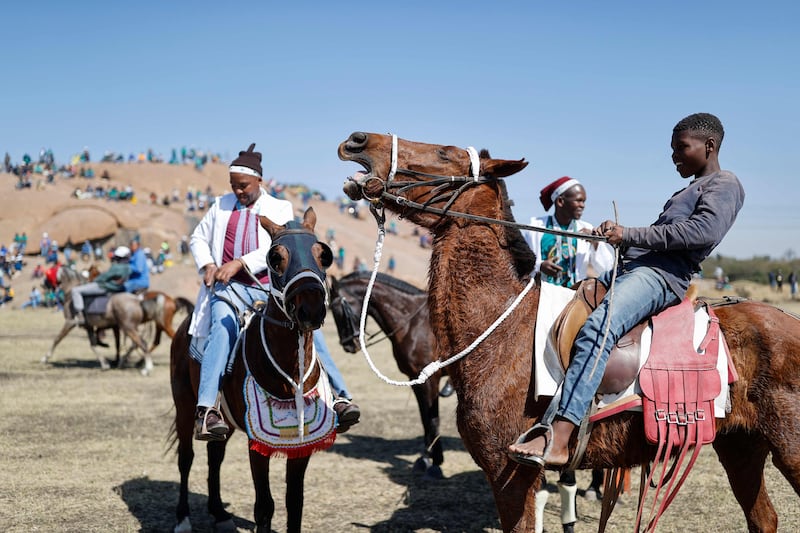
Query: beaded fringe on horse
244 370 337 459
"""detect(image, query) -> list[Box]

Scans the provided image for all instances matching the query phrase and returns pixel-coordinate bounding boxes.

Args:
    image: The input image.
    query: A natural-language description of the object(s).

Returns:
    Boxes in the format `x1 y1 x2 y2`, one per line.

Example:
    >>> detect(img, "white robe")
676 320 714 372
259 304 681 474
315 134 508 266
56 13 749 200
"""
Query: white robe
188 188 294 339
522 216 614 281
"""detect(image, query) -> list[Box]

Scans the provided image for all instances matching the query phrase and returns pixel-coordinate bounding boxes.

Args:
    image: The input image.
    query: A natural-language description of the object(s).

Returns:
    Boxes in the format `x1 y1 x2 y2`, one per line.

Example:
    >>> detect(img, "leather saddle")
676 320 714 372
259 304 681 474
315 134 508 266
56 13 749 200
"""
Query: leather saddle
549 279 699 396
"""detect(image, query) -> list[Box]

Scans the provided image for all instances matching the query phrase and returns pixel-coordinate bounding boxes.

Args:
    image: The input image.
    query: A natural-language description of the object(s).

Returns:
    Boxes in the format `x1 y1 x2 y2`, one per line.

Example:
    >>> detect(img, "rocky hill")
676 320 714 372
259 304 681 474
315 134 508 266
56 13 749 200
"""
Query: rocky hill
0 162 431 305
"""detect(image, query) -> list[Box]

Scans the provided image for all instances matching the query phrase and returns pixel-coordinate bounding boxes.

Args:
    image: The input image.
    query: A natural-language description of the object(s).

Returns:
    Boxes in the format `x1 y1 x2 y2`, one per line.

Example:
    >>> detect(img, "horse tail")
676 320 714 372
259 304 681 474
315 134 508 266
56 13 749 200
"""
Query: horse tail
164 411 179 456
174 297 195 316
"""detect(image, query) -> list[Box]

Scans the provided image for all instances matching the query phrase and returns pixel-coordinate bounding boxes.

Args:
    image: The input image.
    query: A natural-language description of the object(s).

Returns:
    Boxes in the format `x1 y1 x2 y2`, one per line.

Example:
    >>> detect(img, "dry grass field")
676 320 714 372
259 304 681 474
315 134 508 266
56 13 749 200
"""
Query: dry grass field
1 295 799 532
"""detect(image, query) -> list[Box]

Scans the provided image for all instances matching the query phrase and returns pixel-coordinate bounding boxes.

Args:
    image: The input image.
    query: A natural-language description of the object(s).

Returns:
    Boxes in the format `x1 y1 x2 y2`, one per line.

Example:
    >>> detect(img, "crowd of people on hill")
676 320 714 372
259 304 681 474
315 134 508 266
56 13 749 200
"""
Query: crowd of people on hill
0 227 197 312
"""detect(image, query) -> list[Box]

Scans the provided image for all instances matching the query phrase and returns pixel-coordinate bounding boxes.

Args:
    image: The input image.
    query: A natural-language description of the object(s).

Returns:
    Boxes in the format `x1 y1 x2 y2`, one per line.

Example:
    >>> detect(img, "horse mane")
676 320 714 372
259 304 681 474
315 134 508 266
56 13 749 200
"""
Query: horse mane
340 270 425 295
480 149 536 279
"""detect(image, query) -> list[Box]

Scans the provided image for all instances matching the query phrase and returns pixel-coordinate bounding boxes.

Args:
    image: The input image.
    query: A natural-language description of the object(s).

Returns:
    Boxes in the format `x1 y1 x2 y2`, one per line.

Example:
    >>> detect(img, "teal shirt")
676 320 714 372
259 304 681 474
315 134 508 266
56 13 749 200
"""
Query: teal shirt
95 263 131 292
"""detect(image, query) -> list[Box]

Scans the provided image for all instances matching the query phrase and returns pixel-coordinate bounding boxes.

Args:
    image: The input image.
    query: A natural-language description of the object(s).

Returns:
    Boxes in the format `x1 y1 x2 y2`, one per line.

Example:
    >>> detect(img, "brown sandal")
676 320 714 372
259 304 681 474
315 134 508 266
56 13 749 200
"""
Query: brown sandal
194 406 229 441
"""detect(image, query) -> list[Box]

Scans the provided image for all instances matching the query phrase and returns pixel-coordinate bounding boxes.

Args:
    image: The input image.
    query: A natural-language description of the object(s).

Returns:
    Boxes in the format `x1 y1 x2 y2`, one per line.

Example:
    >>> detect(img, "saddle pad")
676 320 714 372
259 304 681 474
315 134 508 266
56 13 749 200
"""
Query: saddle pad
534 283 731 418
244 367 337 458
85 294 110 315
639 300 721 447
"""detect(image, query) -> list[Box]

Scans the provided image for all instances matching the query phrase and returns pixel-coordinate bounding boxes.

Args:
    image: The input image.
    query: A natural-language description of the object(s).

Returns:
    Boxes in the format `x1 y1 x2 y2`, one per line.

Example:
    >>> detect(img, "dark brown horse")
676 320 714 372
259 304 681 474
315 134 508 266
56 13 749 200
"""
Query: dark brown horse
338 132 800 532
169 207 334 533
42 265 194 374
329 270 445 479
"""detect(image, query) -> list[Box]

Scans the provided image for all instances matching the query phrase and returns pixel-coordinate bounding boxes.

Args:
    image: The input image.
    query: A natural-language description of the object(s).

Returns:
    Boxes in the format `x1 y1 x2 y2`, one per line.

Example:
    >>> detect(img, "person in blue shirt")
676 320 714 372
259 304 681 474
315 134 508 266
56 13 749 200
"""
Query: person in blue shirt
124 236 150 293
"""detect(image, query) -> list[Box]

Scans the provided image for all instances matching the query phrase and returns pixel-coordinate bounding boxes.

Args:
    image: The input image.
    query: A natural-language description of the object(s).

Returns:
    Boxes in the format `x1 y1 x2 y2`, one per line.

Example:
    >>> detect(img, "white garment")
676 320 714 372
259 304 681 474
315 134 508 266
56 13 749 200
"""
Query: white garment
522 216 614 281
188 188 294 338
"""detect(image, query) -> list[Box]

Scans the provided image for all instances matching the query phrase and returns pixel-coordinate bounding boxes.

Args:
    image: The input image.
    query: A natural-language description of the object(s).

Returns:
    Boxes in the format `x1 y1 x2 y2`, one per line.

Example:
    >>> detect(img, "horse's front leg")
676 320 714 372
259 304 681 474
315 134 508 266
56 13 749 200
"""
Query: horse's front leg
411 377 445 479
42 322 75 363
286 456 311 533
249 449 274 533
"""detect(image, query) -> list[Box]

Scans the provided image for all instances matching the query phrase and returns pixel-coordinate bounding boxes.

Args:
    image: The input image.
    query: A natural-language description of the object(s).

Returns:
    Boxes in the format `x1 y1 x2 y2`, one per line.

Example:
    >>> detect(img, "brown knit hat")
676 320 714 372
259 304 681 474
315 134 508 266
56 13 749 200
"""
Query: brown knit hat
229 143 263 178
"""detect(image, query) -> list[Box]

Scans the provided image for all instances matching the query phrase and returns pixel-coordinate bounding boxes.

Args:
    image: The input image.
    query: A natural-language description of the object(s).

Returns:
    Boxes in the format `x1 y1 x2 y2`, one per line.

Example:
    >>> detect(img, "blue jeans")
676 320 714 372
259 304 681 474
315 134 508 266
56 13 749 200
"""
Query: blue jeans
315 330 351 399
198 282 267 407
198 282 352 406
558 266 679 425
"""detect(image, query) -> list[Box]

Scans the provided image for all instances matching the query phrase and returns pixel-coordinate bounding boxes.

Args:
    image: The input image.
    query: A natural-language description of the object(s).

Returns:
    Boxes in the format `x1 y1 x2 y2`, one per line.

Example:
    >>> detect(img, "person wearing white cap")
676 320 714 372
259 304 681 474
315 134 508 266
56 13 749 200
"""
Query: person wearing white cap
70 246 131 344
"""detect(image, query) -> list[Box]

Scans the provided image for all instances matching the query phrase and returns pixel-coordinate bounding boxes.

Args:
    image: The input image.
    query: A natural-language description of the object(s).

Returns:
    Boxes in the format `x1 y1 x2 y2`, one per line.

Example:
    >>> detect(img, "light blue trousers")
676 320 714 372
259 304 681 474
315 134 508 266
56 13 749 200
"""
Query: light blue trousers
558 266 679 425
197 282 352 407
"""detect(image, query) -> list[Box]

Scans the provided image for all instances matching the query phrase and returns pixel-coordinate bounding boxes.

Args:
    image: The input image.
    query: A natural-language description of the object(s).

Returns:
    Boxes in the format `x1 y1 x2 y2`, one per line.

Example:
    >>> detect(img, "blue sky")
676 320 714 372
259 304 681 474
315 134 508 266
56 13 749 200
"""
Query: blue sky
3 2 798 259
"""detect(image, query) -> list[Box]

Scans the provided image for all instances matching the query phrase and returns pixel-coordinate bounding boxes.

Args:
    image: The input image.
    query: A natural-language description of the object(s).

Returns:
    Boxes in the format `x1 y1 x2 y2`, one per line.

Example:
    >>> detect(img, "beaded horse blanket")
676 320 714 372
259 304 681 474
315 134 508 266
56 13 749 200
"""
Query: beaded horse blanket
243 367 337 458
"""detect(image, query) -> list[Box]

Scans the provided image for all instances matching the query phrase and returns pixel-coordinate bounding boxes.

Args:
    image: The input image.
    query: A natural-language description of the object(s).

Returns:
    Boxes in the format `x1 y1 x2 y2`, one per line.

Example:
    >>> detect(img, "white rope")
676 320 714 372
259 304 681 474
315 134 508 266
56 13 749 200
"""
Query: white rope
357 207 537 387
256 315 318 441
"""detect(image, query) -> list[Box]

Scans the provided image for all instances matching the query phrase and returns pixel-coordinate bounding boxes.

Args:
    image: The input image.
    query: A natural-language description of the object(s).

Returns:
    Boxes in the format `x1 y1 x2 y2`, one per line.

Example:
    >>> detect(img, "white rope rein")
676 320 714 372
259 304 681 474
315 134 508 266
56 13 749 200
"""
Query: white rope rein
356 140 537 387
253 315 318 441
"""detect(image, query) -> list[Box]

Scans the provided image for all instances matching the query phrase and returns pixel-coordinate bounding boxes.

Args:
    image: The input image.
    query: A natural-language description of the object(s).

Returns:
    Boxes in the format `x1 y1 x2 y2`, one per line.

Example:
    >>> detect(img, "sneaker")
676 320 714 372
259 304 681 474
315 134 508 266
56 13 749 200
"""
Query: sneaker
332 397 361 433
194 406 229 441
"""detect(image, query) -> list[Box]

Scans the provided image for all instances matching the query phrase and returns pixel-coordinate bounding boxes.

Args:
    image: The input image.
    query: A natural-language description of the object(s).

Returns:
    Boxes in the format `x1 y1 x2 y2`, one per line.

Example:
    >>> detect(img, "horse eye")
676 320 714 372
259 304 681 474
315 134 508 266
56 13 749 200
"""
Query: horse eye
318 242 333 268
268 246 285 274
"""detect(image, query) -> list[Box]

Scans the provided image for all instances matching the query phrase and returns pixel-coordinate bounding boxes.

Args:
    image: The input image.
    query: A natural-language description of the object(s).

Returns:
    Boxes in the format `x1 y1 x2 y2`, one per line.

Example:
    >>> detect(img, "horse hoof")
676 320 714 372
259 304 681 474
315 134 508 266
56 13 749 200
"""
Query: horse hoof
412 456 433 473
40 355 50 364
214 517 236 532
424 464 445 481
173 516 192 533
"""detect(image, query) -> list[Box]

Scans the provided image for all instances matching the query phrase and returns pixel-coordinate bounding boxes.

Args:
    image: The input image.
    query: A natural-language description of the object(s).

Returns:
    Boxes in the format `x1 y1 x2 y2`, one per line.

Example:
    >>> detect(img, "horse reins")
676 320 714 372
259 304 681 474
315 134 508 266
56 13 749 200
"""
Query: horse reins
336 292 427 348
360 134 608 243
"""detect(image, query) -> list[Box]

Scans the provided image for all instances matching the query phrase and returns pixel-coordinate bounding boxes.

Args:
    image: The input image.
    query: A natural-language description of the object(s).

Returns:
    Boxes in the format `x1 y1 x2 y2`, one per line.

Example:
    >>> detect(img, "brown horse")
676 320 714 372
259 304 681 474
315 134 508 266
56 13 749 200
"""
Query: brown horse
329 271 445 479
42 265 194 374
169 207 334 533
338 132 800 532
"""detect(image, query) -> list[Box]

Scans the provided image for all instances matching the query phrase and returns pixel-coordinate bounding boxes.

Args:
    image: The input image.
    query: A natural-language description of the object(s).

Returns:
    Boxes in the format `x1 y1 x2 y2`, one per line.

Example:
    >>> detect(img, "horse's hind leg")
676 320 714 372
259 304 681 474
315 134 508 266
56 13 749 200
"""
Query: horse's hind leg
207 439 235 530
122 326 153 376
174 422 195 532
713 430 778 532
249 450 275 533
285 456 311 533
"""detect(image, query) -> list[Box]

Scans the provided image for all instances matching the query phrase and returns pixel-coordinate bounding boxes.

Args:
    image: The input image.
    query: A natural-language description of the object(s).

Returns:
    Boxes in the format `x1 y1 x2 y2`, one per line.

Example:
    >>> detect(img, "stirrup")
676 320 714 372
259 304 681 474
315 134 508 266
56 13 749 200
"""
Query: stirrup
195 406 228 441
508 423 553 468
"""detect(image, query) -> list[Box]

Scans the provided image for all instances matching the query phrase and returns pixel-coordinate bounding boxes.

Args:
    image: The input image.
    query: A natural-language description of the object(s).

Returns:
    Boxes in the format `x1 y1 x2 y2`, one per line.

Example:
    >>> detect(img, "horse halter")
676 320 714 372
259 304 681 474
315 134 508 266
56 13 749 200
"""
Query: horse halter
266 222 332 319
330 292 360 347
359 134 490 214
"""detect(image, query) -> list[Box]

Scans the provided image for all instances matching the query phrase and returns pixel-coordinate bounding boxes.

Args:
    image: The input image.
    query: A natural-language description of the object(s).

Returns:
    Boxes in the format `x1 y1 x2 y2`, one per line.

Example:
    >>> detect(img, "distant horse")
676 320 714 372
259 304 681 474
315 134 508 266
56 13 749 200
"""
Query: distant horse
169 207 334 533
42 265 193 374
339 132 800 532
329 271 445 479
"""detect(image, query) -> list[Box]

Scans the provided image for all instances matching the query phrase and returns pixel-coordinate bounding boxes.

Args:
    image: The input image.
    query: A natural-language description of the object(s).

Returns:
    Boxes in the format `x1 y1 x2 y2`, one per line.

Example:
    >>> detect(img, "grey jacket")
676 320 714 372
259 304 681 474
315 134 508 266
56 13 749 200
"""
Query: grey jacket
621 170 744 298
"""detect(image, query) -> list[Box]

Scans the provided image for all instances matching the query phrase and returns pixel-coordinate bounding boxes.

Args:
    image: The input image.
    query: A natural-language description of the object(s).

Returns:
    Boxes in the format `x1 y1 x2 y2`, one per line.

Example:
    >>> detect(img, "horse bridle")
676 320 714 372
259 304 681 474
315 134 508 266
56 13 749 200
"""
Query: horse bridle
351 134 607 242
331 293 360 347
265 224 331 321
331 285 427 349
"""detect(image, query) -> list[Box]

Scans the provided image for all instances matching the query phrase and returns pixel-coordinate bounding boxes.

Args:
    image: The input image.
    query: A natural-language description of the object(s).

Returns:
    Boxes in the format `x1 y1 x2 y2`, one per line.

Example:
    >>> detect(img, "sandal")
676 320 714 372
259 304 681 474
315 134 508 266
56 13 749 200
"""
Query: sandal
508 423 553 468
195 406 229 441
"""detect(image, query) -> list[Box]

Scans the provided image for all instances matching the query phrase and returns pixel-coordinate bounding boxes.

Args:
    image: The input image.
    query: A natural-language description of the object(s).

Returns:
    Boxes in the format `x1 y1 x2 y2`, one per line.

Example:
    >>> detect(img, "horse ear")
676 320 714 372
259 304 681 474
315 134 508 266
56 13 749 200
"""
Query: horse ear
481 158 528 178
259 215 282 237
302 207 317 232
330 275 339 293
